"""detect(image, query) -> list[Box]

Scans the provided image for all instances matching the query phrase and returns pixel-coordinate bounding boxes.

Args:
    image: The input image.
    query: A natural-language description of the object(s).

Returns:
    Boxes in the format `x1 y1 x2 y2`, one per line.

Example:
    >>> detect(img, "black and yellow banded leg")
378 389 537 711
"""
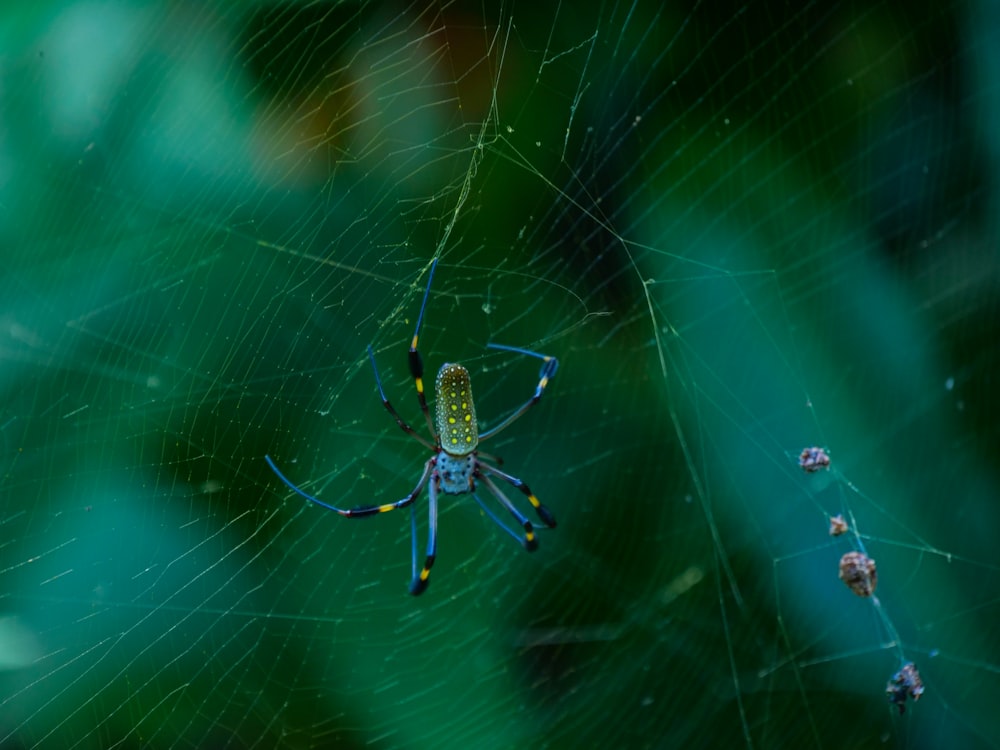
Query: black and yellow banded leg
479 344 558 442
477 473 539 552
408 258 439 439
479 461 557 528
409 472 439 595
266 454 433 518
368 346 436 451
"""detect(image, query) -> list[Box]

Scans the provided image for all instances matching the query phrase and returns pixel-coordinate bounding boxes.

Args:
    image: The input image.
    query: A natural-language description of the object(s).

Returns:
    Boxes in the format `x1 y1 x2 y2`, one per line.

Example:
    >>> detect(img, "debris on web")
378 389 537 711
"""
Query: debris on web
805 447 928 714
838 550 877 597
798 446 831 472
886 662 924 714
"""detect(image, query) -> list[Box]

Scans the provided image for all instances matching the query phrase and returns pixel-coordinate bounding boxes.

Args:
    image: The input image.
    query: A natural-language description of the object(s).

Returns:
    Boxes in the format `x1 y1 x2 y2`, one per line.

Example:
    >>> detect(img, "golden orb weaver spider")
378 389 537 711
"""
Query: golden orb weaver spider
265 259 558 595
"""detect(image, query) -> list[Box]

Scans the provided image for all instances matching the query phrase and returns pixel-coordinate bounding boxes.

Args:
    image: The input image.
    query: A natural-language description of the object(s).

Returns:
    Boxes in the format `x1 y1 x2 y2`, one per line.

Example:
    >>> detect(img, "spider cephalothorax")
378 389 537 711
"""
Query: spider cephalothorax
435 451 475 494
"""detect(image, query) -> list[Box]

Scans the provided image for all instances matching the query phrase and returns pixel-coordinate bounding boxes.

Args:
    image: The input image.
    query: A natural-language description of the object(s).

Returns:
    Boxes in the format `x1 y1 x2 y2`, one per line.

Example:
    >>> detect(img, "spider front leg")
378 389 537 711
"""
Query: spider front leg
476 472 539 551
479 461 557 528
409 468 439 596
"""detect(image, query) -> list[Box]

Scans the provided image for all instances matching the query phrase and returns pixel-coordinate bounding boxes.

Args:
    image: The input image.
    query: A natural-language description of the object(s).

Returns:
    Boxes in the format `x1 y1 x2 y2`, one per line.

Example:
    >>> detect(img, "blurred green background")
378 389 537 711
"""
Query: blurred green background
1 1 998 748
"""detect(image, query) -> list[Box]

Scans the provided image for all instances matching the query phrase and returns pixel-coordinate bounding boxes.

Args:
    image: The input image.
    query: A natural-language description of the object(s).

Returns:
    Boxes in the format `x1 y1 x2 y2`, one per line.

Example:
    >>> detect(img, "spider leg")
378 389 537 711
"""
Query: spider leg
476 472 538 551
475 449 503 465
478 460 557 528
409 502 419 581
368 346 436 451
409 470 439 595
266 454 433 517
478 343 558 442
470 492 523 546
407 258 439 438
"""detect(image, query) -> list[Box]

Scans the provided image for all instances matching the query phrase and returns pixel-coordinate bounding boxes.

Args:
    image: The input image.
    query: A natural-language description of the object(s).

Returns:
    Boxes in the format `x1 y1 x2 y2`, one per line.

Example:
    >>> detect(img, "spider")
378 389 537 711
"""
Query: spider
265 259 558 595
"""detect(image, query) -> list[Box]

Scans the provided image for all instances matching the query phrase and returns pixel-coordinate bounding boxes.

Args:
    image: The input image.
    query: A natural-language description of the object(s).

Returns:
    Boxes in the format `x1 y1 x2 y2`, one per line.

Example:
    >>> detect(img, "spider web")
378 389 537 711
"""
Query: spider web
1 1 998 748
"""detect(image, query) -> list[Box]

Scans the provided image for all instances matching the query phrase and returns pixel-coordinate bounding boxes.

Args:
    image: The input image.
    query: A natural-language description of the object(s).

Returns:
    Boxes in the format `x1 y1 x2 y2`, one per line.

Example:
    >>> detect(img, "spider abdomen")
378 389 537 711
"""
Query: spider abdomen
435 363 479 455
